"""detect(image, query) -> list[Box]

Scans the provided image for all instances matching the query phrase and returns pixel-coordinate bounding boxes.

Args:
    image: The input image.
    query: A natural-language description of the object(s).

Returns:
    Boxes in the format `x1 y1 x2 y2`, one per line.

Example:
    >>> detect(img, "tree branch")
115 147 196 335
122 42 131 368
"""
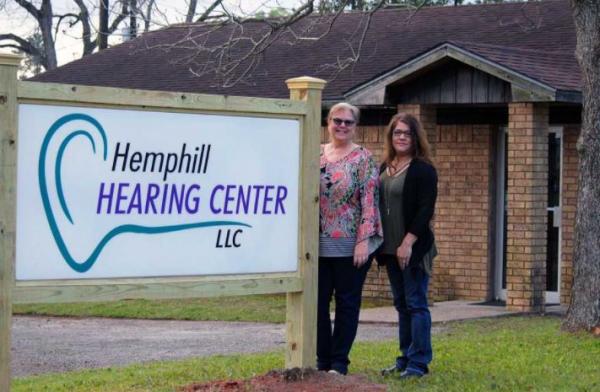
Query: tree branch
71 0 94 55
54 13 81 38
0 33 39 56
108 1 130 34
13 0 40 20
196 0 223 23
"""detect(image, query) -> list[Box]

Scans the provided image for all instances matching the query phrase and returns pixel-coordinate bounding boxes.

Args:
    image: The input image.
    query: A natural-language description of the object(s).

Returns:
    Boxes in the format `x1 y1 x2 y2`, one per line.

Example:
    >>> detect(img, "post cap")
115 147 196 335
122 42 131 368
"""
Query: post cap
286 76 327 91
0 52 23 67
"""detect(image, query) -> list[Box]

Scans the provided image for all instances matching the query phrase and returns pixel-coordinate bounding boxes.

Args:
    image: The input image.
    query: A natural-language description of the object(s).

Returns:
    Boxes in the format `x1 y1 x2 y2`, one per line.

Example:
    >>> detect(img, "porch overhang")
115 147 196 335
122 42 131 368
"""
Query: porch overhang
344 43 580 105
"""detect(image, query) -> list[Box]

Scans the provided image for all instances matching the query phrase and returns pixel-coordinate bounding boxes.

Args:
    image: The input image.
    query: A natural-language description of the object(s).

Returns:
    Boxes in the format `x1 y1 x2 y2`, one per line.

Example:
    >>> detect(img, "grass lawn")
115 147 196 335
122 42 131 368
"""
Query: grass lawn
12 315 600 391
13 294 390 324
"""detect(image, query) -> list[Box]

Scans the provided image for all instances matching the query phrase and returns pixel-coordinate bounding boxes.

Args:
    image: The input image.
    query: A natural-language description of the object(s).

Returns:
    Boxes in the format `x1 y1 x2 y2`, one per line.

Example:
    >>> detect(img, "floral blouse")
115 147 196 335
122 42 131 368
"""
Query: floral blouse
319 145 383 255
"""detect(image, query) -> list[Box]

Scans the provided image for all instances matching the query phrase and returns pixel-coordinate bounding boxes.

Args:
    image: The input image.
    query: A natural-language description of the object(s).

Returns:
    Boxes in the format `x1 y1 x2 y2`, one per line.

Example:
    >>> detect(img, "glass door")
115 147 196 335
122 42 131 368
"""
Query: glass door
494 127 507 301
546 128 563 304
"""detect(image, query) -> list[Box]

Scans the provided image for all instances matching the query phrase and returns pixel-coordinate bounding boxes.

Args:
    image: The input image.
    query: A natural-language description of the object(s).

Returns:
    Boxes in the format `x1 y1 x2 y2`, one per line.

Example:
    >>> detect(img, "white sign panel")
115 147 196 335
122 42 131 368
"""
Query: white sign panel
16 104 300 280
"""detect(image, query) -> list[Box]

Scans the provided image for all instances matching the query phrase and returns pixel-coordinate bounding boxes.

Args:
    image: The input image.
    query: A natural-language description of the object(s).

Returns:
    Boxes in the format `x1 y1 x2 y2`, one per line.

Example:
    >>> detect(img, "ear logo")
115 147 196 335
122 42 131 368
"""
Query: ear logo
39 113 250 273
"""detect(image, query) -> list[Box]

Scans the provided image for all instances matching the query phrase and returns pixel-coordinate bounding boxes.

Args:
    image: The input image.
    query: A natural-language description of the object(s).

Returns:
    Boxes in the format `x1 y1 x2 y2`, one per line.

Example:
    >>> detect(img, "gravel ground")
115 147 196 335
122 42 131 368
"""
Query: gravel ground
11 316 420 377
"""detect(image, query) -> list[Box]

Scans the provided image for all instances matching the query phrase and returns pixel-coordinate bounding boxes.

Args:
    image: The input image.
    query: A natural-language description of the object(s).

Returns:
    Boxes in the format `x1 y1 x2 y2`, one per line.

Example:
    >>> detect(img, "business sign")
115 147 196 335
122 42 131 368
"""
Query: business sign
16 104 300 280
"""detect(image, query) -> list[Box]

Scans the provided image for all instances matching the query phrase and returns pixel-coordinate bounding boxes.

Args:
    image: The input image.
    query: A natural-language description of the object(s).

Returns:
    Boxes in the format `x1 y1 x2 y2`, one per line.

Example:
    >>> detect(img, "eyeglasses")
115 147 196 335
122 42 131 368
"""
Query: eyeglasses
393 130 412 138
332 117 356 126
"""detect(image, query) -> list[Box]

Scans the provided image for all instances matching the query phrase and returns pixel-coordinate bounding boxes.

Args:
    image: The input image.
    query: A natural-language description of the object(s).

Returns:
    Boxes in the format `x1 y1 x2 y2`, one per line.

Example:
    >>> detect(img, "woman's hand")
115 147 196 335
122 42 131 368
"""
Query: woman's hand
354 240 369 267
396 243 412 270
396 233 417 270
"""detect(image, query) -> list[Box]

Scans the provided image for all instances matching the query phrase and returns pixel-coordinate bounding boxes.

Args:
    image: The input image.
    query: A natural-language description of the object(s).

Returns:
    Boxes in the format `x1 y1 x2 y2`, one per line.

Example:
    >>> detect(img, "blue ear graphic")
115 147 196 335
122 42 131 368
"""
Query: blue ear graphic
39 113 250 273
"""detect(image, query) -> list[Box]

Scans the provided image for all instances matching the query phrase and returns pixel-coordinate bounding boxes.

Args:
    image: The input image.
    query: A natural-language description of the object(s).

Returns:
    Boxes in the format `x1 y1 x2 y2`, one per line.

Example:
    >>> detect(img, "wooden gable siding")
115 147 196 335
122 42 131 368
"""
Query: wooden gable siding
387 60 511 105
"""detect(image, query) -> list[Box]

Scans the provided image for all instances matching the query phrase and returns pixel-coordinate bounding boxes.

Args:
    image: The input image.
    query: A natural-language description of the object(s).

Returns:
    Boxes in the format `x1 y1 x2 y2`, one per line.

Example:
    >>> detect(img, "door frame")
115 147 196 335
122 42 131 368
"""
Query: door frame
494 126 564 303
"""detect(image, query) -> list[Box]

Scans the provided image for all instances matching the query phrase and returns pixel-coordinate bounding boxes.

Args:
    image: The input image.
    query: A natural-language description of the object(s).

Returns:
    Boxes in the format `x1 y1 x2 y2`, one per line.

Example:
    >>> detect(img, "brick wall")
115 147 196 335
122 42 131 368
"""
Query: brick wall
560 125 579 305
431 124 492 301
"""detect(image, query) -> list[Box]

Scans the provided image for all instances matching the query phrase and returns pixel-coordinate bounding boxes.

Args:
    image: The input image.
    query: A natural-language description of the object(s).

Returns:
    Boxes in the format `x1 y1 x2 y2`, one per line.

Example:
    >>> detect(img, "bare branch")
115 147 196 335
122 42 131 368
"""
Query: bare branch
196 0 224 23
54 13 81 38
13 0 40 19
313 0 386 80
405 0 434 22
0 33 38 55
141 0 157 32
287 1 348 42
108 1 130 34
71 0 94 55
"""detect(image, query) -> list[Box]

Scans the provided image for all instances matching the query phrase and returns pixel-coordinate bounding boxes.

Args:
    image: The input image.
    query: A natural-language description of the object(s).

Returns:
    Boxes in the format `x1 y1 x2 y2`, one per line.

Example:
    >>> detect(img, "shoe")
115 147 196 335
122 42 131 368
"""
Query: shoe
327 369 342 375
399 369 424 379
381 365 403 376
316 361 330 372
381 360 408 376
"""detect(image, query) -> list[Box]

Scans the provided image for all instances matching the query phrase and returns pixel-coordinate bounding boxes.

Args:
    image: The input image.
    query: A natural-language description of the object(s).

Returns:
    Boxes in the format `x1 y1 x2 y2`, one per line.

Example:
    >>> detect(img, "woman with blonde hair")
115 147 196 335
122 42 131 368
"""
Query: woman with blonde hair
317 102 382 375
378 113 437 379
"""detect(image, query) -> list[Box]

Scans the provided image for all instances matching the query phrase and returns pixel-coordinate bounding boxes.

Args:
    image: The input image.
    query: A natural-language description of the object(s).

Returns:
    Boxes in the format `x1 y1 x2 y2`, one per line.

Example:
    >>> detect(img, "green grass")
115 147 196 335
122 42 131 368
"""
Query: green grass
13 316 600 392
13 294 389 324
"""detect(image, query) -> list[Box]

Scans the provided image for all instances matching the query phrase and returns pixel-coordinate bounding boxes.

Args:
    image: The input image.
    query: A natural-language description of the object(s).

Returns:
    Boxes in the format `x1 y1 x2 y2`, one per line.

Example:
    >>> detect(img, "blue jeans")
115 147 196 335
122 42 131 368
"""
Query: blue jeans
383 254 432 375
317 255 372 375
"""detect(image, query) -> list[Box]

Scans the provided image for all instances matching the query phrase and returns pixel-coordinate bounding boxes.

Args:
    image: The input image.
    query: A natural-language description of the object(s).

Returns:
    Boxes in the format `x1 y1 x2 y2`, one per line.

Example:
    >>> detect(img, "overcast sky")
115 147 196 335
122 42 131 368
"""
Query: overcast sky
0 0 299 66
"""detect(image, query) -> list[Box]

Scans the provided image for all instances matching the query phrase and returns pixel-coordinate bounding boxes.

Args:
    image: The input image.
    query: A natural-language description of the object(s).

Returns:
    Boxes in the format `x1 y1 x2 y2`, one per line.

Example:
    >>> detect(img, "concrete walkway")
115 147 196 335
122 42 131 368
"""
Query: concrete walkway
360 300 518 324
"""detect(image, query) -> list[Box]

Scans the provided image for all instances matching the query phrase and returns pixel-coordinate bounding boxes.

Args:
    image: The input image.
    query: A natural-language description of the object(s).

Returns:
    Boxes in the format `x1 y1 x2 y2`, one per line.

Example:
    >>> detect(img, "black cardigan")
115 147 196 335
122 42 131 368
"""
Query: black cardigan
380 158 438 267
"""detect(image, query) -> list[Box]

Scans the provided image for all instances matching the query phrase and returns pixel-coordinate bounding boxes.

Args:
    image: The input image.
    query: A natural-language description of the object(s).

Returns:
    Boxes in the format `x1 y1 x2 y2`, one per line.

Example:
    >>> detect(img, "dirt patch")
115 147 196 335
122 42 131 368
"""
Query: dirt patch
179 368 387 392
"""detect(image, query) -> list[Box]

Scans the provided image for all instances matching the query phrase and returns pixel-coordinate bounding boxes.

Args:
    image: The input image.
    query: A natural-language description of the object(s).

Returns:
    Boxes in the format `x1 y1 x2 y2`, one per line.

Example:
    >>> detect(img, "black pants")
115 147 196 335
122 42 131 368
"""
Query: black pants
316 255 372 374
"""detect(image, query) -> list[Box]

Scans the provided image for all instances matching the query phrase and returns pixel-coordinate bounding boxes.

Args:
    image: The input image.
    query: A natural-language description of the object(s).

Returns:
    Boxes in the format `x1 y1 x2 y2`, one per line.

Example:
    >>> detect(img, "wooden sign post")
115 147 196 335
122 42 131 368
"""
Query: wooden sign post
0 53 20 392
285 77 325 368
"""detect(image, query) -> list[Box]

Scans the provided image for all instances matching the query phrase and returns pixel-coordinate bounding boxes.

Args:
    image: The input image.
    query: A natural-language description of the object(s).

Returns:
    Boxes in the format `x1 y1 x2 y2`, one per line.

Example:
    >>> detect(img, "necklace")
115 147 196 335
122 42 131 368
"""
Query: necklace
387 158 411 177
384 160 410 215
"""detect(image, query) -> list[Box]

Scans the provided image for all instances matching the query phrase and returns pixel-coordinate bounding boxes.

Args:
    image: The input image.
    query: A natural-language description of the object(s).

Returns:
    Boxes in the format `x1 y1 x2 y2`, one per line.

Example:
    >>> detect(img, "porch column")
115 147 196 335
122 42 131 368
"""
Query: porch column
506 103 548 312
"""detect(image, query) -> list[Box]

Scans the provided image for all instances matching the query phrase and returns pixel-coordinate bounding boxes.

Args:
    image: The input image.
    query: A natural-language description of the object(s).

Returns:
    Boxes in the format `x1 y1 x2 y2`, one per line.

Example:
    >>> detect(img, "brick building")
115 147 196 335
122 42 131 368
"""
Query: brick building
33 0 582 312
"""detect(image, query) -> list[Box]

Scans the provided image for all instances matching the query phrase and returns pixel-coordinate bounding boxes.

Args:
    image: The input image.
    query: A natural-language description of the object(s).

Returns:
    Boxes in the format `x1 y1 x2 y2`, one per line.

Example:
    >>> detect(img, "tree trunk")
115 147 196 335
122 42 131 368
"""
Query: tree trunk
39 0 57 69
99 0 109 50
186 0 198 23
130 0 137 38
564 0 600 333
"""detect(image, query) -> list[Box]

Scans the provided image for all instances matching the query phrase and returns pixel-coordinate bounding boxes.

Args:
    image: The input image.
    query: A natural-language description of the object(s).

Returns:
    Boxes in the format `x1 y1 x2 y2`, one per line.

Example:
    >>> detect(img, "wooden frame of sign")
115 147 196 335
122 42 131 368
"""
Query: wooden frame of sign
0 53 324 390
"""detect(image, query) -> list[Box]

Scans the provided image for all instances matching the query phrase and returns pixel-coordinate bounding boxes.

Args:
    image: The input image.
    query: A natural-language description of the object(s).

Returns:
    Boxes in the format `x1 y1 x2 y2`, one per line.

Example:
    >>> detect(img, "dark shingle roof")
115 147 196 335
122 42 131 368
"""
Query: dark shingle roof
33 0 578 100
450 41 580 91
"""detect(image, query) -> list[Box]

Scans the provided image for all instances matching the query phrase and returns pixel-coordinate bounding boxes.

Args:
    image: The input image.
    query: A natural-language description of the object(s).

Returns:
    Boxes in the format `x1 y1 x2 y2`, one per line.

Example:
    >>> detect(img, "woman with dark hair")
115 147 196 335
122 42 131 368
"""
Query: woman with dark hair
378 113 438 379
317 102 382 375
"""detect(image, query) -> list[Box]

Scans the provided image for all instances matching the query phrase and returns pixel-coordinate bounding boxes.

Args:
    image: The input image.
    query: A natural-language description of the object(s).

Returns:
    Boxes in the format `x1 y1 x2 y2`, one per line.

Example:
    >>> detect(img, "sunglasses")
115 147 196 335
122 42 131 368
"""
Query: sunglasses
332 117 356 126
